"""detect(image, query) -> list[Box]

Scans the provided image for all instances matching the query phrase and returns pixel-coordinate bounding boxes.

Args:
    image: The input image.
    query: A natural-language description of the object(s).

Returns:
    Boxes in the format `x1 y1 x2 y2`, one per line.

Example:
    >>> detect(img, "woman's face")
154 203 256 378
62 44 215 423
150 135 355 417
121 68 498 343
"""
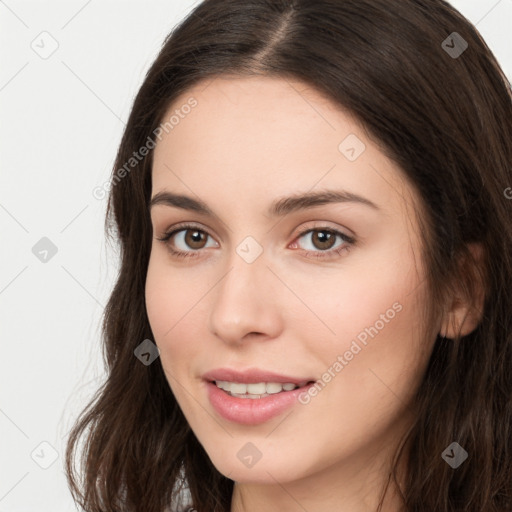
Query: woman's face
146 75 437 497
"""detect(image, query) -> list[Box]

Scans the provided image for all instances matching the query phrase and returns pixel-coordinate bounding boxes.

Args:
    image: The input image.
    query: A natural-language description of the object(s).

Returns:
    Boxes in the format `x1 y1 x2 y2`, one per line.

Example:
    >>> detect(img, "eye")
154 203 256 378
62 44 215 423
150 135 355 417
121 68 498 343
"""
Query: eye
156 223 218 259
156 223 356 261
290 227 355 259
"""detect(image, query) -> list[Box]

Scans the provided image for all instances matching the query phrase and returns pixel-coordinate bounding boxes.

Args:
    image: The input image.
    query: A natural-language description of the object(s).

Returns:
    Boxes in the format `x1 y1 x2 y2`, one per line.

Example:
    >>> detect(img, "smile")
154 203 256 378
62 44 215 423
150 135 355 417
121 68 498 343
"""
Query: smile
205 379 316 424
214 380 304 398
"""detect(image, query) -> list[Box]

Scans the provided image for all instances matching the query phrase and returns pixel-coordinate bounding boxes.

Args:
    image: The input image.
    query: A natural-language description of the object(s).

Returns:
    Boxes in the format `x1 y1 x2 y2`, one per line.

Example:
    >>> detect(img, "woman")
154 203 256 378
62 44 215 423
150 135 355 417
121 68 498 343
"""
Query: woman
65 1 512 511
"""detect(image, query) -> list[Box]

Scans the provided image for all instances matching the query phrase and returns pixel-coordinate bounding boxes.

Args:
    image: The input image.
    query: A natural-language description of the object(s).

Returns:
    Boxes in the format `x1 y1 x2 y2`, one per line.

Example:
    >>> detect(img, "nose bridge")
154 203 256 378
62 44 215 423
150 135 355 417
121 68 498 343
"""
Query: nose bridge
208 238 282 343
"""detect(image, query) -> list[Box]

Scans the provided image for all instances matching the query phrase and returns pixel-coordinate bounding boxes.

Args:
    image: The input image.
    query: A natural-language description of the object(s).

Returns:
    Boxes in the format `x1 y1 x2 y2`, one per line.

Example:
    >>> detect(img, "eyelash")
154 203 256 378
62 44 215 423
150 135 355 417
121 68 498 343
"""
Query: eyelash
156 222 356 261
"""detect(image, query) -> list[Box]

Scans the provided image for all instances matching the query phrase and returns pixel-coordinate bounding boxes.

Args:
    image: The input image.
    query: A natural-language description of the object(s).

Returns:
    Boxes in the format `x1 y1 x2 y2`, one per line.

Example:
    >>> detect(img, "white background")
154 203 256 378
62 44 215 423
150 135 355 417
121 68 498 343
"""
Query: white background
1 1 511 510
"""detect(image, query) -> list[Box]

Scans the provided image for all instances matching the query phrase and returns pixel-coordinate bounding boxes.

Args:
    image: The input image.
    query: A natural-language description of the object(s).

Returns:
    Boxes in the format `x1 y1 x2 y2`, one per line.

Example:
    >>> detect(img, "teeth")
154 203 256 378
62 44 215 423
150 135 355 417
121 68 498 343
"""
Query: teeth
231 392 270 399
215 381 300 396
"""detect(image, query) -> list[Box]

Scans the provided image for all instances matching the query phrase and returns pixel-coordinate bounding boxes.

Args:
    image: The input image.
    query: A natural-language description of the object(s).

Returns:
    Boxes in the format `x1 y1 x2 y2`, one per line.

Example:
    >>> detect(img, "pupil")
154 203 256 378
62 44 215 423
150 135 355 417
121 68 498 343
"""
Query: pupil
314 230 335 250
187 230 205 248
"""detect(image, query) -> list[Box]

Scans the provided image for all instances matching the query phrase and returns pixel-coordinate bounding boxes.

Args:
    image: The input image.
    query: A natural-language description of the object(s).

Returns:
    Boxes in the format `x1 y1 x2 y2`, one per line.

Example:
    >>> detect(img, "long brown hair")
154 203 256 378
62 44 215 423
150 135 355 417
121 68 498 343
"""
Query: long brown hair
65 1 512 510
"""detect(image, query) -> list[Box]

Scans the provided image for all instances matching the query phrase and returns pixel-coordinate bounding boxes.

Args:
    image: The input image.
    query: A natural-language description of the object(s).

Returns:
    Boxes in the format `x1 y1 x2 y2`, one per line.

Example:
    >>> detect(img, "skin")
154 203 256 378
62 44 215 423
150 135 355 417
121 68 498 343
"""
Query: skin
145 75 480 512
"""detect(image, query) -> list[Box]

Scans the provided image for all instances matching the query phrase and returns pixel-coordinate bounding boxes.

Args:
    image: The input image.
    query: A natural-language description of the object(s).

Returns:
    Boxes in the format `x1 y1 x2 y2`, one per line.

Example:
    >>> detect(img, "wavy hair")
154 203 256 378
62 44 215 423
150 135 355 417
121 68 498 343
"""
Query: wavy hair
65 1 512 511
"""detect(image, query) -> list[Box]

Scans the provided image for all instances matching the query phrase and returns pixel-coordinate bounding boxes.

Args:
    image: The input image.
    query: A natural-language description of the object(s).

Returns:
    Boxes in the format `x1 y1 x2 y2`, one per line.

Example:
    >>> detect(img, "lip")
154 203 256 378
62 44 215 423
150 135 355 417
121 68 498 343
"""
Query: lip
202 367 315 385
205 381 316 425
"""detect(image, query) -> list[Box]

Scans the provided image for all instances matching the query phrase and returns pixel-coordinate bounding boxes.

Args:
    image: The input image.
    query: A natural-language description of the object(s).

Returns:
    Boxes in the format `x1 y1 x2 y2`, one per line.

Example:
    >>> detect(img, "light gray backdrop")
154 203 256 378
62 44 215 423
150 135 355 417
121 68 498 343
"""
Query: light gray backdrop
1 1 511 510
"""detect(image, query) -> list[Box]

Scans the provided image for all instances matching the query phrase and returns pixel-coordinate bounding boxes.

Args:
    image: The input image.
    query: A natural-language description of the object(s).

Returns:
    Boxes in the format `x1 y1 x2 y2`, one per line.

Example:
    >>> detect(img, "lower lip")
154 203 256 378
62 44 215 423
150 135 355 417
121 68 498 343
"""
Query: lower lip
205 381 315 425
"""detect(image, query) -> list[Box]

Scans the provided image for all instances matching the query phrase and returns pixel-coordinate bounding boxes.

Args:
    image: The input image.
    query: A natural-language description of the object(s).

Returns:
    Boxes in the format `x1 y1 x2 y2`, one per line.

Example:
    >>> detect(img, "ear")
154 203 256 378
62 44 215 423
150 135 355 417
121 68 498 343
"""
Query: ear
439 242 487 339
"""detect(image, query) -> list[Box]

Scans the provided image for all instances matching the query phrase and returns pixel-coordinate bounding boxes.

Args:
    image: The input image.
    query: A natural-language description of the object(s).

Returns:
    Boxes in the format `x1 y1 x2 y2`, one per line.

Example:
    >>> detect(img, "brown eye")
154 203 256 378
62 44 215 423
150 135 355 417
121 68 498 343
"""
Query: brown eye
183 229 208 249
310 230 337 250
293 227 355 260
157 224 218 258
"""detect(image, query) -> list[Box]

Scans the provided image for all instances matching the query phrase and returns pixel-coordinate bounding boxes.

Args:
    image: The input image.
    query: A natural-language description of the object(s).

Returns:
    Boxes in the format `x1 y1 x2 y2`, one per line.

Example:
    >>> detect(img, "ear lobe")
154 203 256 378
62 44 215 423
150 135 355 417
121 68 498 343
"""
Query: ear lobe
439 242 487 339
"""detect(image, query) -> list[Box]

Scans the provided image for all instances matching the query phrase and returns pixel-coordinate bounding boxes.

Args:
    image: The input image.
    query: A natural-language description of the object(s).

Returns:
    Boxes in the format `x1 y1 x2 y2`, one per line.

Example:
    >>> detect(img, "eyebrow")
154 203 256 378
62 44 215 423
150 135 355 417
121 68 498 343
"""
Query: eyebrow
149 189 380 218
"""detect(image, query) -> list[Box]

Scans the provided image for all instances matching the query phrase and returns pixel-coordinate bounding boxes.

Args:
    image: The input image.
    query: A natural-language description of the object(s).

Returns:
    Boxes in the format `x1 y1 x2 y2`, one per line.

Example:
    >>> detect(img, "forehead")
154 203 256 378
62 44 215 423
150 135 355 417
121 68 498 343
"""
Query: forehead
151 75 420 224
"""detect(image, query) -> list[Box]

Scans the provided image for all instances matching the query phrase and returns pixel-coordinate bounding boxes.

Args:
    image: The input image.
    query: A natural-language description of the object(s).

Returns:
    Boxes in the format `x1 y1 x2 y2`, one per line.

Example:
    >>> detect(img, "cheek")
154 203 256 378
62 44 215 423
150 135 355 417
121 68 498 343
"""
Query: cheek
297 242 428 397
294 282 427 454
297 245 420 342
145 257 186 361
145 259 171 338
145 251 197 338
145 264 191 410
145 254 207 375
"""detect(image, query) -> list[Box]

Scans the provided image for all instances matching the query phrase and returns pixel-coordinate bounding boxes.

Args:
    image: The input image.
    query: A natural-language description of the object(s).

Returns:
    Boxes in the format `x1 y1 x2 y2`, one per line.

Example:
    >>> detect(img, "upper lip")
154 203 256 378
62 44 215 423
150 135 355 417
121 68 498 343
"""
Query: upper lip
202 368 316 385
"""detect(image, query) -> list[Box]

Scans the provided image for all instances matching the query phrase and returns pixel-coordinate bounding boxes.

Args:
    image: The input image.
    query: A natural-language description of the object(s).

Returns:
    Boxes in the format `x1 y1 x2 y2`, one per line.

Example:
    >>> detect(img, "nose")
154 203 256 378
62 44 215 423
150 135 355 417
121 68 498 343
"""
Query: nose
208 248 283 346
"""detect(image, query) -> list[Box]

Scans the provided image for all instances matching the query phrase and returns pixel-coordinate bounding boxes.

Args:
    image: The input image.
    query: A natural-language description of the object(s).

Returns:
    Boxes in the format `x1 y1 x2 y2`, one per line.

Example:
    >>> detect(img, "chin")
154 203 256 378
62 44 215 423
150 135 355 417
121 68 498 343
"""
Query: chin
203 443 311 484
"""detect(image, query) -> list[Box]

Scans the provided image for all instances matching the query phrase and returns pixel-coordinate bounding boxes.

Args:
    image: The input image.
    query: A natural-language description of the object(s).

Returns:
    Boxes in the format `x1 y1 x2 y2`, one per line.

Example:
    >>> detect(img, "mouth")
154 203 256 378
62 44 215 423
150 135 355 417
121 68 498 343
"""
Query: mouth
209 379 315 399
204 377 318 425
